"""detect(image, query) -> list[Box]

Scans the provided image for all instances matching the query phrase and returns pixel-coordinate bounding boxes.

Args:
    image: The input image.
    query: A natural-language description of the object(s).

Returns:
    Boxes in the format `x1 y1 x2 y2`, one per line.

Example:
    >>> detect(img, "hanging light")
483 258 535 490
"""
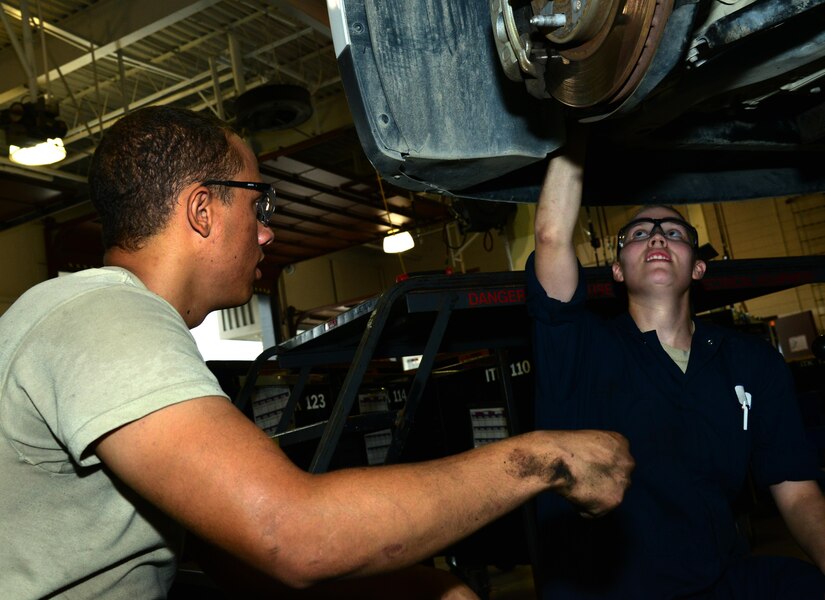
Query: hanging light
4 98 68 166
376 172 415 254
9 137 66 166
382 229 415 253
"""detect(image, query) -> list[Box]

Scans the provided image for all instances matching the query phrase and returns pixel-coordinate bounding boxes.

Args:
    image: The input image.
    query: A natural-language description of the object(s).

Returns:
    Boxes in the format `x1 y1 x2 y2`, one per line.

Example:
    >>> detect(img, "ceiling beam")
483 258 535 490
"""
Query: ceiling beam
267 220 351 243
63 67 231 143
261 163 419 220
0 157 87 182
1 2 187 81
276 205 395 233
57 7 333 146
0 0 222 106
68 5 277 106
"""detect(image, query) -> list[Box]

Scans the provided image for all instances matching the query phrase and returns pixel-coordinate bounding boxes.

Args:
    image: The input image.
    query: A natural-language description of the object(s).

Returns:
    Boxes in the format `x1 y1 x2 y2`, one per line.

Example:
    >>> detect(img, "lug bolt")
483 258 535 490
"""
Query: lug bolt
530 14 567 28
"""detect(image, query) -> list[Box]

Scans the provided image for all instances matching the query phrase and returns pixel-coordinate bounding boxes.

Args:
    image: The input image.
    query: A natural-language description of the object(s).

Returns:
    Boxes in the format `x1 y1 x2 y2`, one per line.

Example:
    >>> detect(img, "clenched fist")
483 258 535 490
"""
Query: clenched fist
524 430 635 517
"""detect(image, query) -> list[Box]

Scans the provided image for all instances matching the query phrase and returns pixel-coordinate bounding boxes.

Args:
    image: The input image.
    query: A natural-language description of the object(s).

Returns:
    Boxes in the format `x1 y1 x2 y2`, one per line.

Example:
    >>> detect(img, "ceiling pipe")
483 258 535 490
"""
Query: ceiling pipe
188 75 266 114
0 0 222 106
37 8 328 148
64 70 270 146
70 11 292 120
63 14 326 146
117 50 129 115
0 5 37 100
209 57 225 120
228 32 246 96
18 0 38 102
63 68 236 143
35 0 50 96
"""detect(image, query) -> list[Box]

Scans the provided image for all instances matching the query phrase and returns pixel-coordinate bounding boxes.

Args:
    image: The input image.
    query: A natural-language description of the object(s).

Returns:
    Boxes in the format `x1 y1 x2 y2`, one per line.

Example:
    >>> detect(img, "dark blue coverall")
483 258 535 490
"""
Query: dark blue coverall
526 254 825 599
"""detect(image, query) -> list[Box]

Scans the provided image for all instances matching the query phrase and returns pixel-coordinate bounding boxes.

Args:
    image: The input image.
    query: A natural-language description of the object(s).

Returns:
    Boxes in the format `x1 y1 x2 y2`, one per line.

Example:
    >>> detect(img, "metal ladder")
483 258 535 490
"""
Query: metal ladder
788 194 825 332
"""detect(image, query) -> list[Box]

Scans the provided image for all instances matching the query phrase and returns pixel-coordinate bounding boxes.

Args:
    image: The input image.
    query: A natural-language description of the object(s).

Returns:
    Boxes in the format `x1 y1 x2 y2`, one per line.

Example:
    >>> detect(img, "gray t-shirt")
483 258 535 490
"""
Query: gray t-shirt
0 267 228 599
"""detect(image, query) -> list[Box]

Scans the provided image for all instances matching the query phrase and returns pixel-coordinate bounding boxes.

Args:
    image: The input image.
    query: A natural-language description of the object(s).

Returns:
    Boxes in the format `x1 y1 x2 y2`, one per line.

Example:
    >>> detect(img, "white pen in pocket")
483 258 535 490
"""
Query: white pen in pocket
735 385 752 431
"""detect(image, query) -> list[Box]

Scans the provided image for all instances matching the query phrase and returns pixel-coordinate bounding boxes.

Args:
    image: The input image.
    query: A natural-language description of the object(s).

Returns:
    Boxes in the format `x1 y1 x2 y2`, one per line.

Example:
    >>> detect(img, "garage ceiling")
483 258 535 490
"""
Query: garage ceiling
0 0 452 291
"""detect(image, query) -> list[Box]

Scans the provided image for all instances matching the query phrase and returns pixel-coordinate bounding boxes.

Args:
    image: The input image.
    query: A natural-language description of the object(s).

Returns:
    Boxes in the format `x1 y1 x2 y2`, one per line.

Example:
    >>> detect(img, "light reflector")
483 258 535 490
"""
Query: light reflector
382 229 415 253
9 138 66 166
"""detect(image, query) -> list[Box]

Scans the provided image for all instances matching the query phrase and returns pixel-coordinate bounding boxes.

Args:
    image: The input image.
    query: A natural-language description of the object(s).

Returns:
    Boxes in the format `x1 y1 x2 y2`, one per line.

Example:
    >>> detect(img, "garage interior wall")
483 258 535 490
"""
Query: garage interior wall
1 193 823 335
279 222 514 318
0 221 47 315
521 193 825 333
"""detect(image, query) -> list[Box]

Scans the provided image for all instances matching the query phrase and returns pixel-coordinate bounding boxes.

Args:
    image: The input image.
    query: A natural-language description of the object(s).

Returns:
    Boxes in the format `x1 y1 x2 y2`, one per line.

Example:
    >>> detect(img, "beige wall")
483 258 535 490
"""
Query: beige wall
3 192 824 336
0 221 48 316
280 223 514 316
509 193 825 332
509 203 536 271
710 195 825 331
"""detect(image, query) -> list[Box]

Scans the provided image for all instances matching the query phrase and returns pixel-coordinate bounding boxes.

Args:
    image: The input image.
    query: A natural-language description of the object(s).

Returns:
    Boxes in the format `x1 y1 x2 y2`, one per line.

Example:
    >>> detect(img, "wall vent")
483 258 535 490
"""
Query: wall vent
218 297 261 341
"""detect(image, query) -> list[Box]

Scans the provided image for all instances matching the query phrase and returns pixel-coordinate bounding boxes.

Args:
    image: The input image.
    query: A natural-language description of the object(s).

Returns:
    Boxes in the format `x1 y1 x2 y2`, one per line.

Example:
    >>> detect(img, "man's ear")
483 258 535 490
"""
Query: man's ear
186 186 213 238
611 260 624 283
692 259 707 281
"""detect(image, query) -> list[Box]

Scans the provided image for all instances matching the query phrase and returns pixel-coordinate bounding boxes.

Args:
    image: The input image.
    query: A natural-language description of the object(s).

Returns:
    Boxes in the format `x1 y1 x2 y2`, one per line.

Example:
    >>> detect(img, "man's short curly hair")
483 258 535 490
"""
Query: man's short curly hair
89 106 243 251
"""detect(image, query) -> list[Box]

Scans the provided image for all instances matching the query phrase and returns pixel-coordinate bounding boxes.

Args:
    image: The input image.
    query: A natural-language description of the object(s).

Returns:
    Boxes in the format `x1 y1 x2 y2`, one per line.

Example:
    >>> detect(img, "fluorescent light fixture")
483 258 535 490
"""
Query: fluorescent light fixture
9 137 66 166
383 229 414 253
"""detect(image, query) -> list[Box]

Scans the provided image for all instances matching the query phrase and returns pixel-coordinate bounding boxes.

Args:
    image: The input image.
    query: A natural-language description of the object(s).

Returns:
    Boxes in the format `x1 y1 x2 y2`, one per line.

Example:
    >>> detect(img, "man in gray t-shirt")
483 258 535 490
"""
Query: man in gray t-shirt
0 268 224 598
0 106 634 599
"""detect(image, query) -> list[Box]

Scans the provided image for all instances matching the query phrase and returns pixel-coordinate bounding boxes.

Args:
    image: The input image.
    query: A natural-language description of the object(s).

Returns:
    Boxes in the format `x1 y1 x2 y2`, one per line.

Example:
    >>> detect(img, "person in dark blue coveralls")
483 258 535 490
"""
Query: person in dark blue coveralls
526 139 825 599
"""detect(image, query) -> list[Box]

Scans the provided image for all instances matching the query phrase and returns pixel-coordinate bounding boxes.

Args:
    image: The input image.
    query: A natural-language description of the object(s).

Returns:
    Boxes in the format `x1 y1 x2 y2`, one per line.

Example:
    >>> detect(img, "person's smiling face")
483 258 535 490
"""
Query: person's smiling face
612 206 705 294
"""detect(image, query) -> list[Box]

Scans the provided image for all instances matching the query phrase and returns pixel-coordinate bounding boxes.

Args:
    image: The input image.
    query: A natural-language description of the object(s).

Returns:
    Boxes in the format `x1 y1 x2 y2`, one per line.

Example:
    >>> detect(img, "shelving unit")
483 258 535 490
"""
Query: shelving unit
228 255 825 474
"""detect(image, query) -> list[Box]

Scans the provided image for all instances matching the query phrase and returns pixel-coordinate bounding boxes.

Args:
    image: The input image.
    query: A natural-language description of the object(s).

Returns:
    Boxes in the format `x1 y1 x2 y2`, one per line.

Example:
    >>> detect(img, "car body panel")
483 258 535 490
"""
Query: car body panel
330 0 825 204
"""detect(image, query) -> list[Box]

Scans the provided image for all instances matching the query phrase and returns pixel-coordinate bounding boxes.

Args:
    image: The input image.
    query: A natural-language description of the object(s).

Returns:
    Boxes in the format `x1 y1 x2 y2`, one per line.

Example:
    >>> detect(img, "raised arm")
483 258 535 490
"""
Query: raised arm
95 396 632 589
534 128 587 301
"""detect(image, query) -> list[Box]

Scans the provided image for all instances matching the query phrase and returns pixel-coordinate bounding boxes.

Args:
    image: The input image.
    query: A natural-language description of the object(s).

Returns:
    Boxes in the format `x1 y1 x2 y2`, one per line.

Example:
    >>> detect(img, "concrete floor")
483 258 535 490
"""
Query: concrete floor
488 565 536 599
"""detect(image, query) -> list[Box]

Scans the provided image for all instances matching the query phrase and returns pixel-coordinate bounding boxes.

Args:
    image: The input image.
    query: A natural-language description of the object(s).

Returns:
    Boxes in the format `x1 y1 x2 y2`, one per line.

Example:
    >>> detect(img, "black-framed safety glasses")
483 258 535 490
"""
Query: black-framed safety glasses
617 217 699 253
202 180 277 226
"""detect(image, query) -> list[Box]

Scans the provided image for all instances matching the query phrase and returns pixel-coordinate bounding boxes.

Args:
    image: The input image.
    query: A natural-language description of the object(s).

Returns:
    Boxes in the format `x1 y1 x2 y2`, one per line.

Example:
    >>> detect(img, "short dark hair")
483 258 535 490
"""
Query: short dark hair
89 106 243 251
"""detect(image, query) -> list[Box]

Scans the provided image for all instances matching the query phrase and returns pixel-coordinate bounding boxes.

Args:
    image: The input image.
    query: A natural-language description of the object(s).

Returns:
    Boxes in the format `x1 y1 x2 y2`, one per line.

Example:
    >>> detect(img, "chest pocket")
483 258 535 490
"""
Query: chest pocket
681 348 752 495
600 337 749 494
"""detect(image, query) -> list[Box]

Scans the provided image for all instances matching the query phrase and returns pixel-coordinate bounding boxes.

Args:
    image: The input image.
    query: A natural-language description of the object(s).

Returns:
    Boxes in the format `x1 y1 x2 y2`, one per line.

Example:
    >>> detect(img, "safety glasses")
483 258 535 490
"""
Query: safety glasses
617 217 698 253
202 180 277 225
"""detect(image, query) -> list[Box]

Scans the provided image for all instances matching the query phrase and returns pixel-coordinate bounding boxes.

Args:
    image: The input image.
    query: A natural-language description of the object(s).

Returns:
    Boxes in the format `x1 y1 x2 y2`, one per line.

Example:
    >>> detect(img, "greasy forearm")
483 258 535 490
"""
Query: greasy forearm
771 480 825 572
97 398 630 591
265 429 630 587
279 438 550 577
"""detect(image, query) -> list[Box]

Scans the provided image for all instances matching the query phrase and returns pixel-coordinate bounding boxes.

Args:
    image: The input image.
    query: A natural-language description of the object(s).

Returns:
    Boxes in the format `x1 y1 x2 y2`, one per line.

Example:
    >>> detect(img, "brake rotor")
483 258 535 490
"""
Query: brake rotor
538 0 674 108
